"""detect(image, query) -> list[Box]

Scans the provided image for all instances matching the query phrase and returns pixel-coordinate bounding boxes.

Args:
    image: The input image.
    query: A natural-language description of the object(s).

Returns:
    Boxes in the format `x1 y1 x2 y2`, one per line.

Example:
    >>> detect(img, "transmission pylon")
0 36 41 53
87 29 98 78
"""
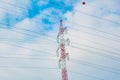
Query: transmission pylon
57 20 70 80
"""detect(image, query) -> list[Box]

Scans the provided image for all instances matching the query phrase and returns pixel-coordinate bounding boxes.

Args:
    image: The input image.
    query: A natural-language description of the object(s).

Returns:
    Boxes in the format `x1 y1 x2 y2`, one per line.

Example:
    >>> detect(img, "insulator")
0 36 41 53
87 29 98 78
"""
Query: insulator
56 47 60 57
66 53 69 61
58 59 61 69
65 38 70 46
64 27 68 34
57 34 60 43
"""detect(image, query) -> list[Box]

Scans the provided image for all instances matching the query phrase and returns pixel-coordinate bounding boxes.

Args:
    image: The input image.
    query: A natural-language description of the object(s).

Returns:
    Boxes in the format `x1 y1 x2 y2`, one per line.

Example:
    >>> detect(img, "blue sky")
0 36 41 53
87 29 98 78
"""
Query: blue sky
0 0 120 80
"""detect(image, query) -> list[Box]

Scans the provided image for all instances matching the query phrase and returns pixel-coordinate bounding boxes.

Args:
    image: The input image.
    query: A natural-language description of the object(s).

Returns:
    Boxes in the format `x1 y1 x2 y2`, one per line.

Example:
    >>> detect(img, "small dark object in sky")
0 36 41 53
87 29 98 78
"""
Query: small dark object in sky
82 1 86 5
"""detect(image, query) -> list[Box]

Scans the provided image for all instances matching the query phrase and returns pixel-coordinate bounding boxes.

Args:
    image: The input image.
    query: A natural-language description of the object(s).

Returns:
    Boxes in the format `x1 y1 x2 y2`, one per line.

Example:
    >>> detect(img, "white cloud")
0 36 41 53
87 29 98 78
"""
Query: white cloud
37 0 49 6
0 0 120 80
63 1 120 79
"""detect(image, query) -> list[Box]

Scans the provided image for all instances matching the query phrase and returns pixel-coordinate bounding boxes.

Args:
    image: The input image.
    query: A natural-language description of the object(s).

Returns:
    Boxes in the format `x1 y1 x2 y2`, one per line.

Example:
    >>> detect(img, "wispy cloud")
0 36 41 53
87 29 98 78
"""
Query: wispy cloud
0 0 120 80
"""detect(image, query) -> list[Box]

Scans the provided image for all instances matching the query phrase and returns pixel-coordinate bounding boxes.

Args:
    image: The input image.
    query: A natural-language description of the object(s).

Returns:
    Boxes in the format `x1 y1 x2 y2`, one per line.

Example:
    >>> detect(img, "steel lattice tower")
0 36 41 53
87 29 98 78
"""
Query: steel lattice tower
57 20 70 80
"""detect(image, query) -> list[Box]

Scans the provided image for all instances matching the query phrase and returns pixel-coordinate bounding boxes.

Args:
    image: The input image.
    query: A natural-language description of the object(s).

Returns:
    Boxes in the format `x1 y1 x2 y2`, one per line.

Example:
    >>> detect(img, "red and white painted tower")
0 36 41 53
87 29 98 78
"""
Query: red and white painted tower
57 20 70 80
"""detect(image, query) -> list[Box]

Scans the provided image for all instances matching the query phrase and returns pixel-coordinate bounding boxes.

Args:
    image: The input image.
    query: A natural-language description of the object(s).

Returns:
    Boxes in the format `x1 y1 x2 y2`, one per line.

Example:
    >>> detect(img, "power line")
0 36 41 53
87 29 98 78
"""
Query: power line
5 30 120 56
0 1 120 38
1 29 120 62
0 66 58 70
50 0 120 25
0 41 55 56
0 50 120 73
69 71 104 80
0 10 120 44
0 6 27 16
0 56 56 60
0 56 119 75
74 9 120 25
0 27 119 61
69 26 120 43
68 23 120 38
0 22 55 40
1 24 120 55
69 34 120 52
71 41 120 56
0 21 119 70
3 22 118 45
0 6 56 22
0 0 27 10
0 57 119 75
0 54 120 74
71 58 120 74
2 19 120 44
1 22 120 57
10 28 120 57
0 11 120 45
0 66 103 80
0 51 119 72
1 35 120 62
0 52 120 72
0 28 55 42
2 0 120 25
8 27 120 52
0 41 120 74
71 58 120 71
70 45 120 62
0 1 119 79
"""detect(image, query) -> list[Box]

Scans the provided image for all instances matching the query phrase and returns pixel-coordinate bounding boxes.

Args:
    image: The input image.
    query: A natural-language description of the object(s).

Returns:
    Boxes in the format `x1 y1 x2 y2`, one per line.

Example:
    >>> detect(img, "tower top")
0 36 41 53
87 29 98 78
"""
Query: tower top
59 19 64 34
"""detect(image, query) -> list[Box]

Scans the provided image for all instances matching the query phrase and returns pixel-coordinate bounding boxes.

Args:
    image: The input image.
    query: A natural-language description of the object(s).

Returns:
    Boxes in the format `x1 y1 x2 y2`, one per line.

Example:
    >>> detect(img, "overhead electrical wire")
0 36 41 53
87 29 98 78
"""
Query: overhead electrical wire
1 18 120 45
1 24 120 60
1 24 120 53
0 6 56 22
0 0 120 38
49 0 120 25
0 20 120 55
73 9 120 25
0 66 58 70
1 29 120 62
69 71 104 80
0 66 103 80
2 0 120 25
71 58 120 71
0 53 120 75
1 40 120 62
0 42 118 74
0 6 120 44
0 41 55 56
0 8 120 45
69 26 120 43
1 25 120 54
70 45 120 62
69 32 120 52
71 41 120 56
0 30 119 59
67 22 120 38
71 58 120 74
0 0 119 80
0 0 27 10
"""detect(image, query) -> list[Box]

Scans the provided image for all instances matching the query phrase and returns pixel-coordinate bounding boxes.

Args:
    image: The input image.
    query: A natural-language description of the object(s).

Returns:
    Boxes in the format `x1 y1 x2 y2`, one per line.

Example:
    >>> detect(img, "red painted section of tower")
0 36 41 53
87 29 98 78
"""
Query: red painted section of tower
62 68 68 80
61 44 66 59
60 43 68 80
